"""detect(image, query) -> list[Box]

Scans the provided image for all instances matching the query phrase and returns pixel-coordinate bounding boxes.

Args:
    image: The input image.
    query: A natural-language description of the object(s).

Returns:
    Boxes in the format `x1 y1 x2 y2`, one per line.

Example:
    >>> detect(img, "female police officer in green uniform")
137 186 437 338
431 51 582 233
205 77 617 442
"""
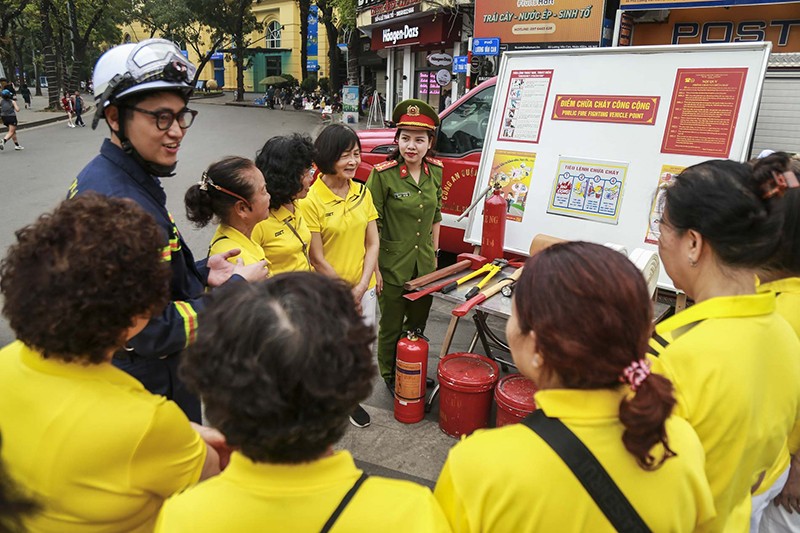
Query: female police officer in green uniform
366 99 443 387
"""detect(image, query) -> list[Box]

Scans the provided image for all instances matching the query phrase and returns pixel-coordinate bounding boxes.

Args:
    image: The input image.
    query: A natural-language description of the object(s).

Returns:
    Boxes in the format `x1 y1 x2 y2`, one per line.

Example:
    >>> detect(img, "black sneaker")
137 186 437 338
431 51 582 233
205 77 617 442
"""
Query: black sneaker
349 404 371 428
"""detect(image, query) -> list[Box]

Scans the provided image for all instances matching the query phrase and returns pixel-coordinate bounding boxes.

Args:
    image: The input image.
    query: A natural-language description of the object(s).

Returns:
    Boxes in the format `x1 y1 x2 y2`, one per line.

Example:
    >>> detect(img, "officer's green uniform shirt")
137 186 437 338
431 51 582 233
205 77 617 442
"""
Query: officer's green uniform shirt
366 156 442 287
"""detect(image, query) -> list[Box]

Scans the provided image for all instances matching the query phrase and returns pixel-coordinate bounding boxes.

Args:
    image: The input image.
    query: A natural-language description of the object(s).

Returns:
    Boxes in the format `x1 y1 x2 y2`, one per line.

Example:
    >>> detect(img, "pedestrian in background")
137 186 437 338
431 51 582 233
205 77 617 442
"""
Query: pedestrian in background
0 89 22 151
307 123 379 429
252 133 315 274
184 156 272 268
156 273 450 533
60 89 75 128
366 99 442 388
72 90 85 127
18 83 30 109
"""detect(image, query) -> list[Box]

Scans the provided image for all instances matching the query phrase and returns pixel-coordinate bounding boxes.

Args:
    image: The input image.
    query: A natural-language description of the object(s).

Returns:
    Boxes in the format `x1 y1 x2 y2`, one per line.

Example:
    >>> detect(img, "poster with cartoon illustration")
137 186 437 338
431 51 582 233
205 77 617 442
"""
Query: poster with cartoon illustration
644 164 684 244
547 156 629 225
488 150 536 222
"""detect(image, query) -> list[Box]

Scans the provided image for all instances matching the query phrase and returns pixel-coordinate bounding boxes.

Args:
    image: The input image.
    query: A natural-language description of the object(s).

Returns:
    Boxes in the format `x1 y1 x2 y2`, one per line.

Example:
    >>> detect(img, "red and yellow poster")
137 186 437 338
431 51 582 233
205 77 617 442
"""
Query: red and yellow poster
552 94 660 125
474 0 604 49
661 68 747 158
645 164 685 244
488 150 536 222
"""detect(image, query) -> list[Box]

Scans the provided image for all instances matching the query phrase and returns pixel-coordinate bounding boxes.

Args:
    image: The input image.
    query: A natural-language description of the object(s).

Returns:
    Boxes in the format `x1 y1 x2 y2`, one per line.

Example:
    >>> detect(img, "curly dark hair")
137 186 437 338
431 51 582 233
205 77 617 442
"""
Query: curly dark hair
516 242 676 470
314 124 361 176
0 193 171 364
185 156 257 227
255 134 315 209
0 433 39 533
181 273 376 463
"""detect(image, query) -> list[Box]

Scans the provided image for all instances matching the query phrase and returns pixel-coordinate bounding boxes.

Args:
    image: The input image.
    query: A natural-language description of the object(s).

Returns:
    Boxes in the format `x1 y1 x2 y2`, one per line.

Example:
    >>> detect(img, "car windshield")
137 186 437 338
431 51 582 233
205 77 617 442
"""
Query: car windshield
436 85 495 155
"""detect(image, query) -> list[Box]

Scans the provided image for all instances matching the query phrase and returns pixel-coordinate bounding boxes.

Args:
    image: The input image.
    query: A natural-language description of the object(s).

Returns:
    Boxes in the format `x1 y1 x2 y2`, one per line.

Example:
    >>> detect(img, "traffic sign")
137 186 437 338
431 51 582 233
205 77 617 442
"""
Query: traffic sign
472 38 500 56
452 56 468 73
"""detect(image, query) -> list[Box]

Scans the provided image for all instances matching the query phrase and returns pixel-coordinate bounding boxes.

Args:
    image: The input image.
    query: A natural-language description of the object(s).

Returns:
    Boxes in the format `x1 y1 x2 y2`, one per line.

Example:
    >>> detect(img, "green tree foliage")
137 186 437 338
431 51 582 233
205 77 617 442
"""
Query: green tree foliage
184 0 262 101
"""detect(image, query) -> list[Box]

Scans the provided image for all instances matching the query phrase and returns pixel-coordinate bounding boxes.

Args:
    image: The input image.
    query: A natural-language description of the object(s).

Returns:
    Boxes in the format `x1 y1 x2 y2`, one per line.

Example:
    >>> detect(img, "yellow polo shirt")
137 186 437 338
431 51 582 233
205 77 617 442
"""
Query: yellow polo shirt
759 278 800 460
434 388 715 532
301 178 378 288
208 223 270 268
155 450 450 532
251 203 312 274
648 292 800 533
0 341 206 533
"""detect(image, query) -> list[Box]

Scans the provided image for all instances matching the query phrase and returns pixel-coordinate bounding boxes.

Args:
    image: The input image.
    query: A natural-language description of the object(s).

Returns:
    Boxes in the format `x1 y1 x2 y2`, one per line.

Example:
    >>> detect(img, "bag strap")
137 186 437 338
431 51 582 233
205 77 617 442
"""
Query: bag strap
319 472 369 533
282 216 312 270
522 410 651 533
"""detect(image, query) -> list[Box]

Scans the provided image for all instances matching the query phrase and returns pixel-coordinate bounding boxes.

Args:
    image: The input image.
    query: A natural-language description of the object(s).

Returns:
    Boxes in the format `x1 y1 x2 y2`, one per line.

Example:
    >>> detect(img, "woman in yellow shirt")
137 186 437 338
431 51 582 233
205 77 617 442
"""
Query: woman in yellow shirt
756 184 800 533
252 134 314 274
305 124 379 428
0 194 220 532
434 242 715 532
650 159 800 532
185 156 272 269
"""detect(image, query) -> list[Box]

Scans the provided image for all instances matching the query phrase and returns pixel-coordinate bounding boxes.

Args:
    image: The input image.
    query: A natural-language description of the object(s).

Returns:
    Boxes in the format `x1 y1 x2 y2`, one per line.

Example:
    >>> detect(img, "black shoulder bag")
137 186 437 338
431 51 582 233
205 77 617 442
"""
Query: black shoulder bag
522 410 651 533
319 472 369 533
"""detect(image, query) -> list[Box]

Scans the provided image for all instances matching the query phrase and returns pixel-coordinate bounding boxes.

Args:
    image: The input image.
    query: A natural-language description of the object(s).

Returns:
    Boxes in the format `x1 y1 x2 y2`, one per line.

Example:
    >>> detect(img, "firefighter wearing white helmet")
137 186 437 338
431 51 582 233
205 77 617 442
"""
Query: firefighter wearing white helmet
68 39 269 422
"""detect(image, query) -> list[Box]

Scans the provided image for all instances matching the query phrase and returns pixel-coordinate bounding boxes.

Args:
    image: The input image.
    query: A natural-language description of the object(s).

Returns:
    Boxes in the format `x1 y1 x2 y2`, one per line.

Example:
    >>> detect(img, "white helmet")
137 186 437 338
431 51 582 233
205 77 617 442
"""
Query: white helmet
92 39 196 129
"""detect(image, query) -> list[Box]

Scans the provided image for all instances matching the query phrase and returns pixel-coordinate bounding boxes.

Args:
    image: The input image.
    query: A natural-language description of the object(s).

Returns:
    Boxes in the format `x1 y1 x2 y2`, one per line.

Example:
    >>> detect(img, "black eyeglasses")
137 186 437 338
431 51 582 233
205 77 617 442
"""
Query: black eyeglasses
127 106 198 131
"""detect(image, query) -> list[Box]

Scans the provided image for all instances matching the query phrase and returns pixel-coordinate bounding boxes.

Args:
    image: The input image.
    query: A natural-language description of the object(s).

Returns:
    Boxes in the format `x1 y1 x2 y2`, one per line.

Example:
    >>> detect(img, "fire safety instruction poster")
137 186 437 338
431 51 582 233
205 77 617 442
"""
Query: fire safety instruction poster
497 69 553 143
488 150 536 222
661 68 747 158
548 156 629 224
644 164 684 244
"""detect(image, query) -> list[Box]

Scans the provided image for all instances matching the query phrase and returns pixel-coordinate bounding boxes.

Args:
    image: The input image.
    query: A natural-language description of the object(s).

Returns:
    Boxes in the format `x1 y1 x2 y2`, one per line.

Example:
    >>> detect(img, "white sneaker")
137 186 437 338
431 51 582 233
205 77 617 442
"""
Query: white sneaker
14 145 23 150
68 124 75 128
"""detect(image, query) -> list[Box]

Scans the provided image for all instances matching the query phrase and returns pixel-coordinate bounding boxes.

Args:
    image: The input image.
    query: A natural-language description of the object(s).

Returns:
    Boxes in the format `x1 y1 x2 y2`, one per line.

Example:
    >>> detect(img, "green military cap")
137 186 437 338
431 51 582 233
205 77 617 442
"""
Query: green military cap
392 99 440 132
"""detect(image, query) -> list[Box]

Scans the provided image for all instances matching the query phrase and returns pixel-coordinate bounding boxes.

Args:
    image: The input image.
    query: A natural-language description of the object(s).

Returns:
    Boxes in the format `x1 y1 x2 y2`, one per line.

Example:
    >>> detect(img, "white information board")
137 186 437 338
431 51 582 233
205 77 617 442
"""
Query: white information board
464 43 772 290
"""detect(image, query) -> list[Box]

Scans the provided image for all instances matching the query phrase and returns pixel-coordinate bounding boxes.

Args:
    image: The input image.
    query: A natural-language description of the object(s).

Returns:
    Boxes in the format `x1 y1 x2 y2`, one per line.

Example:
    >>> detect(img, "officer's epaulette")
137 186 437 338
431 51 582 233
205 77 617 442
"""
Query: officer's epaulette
425 156 444 168
373 159 399 172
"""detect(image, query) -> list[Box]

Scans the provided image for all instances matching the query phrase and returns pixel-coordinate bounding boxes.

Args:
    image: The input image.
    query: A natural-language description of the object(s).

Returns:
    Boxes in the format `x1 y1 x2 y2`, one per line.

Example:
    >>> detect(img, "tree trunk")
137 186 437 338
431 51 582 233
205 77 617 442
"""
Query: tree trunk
234 0 246 102
39 0 59 109
347 29 359 87
297 0 310 81
317 0 340 93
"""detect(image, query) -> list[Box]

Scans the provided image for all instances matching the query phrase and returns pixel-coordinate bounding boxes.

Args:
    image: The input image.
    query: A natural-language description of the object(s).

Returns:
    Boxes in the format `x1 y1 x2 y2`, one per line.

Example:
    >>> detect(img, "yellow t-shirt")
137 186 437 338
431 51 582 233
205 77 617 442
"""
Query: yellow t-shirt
208 223 270 269
648 292 800 532
759 278 800 460
251 203 312 274
434 388 715 532
301 178 378 287
0 341 206 533
155 450 450 532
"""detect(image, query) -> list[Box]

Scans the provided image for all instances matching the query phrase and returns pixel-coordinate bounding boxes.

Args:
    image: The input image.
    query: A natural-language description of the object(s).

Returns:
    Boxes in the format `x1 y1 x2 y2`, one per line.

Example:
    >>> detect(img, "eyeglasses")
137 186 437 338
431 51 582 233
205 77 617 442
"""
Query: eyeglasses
127 106 198 131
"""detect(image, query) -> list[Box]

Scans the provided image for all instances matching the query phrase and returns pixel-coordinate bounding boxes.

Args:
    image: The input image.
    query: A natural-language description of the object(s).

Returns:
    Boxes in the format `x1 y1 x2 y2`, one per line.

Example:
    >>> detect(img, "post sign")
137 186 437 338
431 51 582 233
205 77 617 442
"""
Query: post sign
453 55 468 73
473 38 501 55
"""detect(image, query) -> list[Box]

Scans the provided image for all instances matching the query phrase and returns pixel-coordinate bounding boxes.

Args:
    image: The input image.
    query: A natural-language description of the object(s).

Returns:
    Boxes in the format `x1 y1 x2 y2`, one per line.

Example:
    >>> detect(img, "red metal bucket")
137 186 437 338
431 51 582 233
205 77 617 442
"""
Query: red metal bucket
495 373 537 427
437 352 500 437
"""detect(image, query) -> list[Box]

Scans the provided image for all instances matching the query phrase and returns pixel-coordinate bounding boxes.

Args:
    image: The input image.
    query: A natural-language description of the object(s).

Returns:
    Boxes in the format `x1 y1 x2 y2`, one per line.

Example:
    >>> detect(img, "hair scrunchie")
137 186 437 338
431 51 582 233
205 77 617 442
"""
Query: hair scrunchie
620 358 651 392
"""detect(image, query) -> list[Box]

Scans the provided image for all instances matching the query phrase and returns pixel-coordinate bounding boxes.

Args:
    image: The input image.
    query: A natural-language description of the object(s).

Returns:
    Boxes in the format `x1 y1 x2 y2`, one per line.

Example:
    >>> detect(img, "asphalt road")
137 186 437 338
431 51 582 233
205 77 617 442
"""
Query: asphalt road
0 100 321 347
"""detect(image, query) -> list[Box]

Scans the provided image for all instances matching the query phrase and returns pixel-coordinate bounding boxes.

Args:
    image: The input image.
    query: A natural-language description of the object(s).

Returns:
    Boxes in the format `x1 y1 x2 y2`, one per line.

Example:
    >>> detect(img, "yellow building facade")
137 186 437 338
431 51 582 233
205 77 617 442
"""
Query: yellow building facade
120 0 332 93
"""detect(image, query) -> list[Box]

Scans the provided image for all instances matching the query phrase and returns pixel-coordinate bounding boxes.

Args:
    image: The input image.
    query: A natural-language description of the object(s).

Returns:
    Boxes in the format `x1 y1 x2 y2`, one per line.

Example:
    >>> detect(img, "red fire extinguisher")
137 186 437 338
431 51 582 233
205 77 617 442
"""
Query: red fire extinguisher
394 329 429 424
481 183 507 261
